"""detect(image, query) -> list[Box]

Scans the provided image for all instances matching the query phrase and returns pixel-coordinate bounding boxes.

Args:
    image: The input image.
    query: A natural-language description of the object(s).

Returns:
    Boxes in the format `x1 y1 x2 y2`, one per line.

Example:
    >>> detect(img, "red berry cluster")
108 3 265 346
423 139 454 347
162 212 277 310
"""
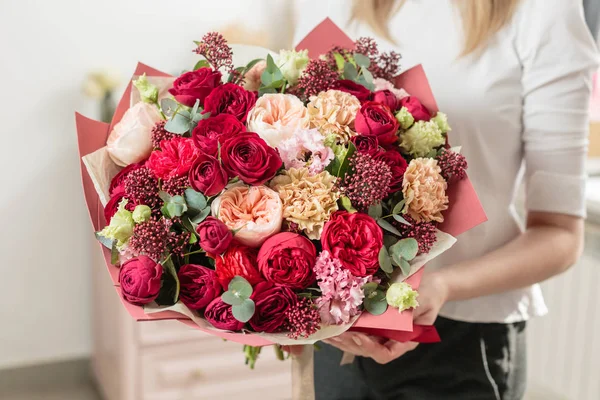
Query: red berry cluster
340 153 393 211
284 297 321 340
393 215 438 255
151 121 175 149
294 59 339 100
162 175 189 197
437 149 468 182
193 32 233 72
129 218 171 261
124 167 160 209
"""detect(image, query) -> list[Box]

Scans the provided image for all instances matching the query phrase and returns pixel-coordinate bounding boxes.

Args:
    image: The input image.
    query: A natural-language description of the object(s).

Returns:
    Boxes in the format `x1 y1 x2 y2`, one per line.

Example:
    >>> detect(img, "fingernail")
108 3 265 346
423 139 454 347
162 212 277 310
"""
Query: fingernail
352 336 362 346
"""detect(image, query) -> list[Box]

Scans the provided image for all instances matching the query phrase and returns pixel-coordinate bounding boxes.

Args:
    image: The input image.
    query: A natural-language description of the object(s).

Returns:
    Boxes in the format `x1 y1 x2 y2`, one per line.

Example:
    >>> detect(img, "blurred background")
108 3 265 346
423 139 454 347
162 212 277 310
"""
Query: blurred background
0 1 599 399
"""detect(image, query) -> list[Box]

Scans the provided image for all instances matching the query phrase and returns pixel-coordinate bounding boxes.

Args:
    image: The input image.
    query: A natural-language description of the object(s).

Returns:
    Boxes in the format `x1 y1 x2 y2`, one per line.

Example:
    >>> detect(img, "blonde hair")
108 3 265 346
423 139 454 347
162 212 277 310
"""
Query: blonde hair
351 0 521 55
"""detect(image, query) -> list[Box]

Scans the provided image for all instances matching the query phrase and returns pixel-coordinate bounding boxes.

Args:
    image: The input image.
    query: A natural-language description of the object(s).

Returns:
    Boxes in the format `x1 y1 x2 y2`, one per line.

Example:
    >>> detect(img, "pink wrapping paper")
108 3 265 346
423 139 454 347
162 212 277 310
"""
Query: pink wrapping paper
75 19 486 346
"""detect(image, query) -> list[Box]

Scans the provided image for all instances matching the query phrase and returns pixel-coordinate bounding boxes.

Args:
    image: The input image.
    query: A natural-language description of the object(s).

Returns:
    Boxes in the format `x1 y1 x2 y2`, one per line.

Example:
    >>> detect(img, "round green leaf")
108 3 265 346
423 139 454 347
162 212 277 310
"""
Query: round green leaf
229 276 253 298
354 53 371 68
383 235 397 249
166 202 185 218
191 207 211 224
368 203 383 219
362 282 379 295
232 299 255 323
222 291 244 306
378 246 393 274
391 238 419 261
399 258 411 276
184 188 207 212
364 297 388 316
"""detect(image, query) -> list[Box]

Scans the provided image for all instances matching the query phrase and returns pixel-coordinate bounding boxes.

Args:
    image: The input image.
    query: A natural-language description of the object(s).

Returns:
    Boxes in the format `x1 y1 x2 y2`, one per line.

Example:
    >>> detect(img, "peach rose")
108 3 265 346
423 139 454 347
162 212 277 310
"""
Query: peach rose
246 94 310 148
106 102 163 167
402 158 449 223
211 185 283 247
243 60 267 92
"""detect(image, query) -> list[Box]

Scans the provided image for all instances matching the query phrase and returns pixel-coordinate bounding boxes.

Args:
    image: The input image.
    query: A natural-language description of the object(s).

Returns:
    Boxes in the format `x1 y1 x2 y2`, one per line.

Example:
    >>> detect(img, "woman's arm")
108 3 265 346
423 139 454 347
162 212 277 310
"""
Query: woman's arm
437 211 584 302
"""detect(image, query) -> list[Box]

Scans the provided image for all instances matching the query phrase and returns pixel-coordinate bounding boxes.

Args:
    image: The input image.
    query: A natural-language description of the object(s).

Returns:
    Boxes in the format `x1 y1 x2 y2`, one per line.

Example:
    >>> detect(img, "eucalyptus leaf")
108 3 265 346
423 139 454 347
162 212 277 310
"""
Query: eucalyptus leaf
166 202 186 218
191 207 211 224
392 200 406 215
161 204 171 218
368 203 383 219
361 68 374 85
340 196 357 213
245 58 264 71
258 87 277 96
399 258 411 276
364 296 388 316
354 53 371 68
261 70 273 86
194 59 211 70
159 191 172 203
343 62 358 81
362 282 379 294
180 216 196 233
393 214 411 226
160 98 179 117
95 232 114 249
162 257 180 303
426 149 438 158
390 238 419 261
222 291 244 306
383 235 397 249
191 99 200 116
391 250 403 267
165 113 191 135
232 299 255 323
337 141 356 178
266 54 277 73
377 218 402 236
229 276 253 298
184 188 207 213
189 234 198 244
378 246 393 274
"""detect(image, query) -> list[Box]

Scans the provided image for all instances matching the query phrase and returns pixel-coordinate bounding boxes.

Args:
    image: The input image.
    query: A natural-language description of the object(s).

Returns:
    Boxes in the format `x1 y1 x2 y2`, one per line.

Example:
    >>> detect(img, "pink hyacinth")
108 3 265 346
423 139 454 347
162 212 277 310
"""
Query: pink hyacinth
314 251 372 325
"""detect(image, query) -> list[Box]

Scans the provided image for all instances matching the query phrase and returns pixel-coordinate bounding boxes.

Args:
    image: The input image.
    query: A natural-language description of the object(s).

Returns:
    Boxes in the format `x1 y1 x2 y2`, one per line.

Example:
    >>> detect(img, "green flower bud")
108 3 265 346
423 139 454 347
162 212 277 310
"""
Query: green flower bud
395 107 415 130
386 282 419 312
399 120 445 158
132 204 152 223
98 199 134 248
432 112 451 133
133 73 159 104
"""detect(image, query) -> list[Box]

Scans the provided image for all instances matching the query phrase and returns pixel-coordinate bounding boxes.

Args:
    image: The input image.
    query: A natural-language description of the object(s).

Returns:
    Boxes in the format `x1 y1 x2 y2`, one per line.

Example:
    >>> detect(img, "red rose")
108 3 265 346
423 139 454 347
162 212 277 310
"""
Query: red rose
119 256 162 305
204 297 245 331
203 83 257 122
374 150 408 193
249 281 297 333
350 135 380 157
257 232 316 289
168 68 222 107
321 211 383 277
398 96 431 122
333 79 371 102
109 160 146 197
192 113 246 157
372 90 399 112
355 101 399 147
188 153 228 196
178 264 222 310
147 137 200 180
215 243 263 288
196 217 232 255
220 132 282 185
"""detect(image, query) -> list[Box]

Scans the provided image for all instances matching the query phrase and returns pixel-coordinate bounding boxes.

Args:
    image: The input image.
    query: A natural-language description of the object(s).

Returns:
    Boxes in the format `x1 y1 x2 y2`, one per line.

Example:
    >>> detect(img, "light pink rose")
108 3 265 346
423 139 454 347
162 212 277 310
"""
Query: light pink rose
243 60 267 92
211 185 282 248
246 94 310 148
278 128 334 175
106 102 163 167
373 78 410 101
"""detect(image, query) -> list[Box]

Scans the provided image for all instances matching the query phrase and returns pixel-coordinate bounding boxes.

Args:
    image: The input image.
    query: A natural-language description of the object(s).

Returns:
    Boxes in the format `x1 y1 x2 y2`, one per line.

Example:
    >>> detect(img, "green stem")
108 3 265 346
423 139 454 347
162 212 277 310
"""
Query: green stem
182 249 205 257
274 345 284 361
380 214 394 219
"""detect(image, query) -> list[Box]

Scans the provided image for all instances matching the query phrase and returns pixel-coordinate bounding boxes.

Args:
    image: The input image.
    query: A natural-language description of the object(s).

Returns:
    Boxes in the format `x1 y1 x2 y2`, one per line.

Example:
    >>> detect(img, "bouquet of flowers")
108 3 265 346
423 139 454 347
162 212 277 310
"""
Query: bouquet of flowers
76 19 485 390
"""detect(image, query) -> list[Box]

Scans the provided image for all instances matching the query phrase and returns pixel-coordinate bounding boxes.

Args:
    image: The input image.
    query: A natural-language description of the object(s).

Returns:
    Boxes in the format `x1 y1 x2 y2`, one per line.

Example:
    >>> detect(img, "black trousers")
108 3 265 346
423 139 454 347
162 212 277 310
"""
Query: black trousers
315 317 527 400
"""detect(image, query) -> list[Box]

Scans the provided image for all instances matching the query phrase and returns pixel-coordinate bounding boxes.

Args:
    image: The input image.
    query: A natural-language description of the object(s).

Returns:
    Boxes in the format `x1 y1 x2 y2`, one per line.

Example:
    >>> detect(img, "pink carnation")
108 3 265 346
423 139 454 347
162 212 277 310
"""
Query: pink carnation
314 251 372 325
278 128 334 175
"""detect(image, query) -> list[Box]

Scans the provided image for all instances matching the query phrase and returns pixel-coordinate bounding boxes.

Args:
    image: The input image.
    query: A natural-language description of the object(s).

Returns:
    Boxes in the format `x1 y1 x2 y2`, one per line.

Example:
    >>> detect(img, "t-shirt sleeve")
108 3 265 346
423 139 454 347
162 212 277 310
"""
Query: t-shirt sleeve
518 0 599 217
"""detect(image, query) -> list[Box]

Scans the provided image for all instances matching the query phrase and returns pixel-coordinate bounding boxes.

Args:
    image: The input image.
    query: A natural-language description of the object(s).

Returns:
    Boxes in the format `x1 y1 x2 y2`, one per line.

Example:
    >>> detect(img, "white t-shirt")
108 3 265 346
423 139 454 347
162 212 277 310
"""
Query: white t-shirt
292 0 599 323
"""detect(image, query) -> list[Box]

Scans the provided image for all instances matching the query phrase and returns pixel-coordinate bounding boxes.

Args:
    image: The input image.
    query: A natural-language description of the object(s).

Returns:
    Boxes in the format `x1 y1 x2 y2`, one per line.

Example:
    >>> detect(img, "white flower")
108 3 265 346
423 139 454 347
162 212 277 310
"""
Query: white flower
277 49 309 86
106 102 162 167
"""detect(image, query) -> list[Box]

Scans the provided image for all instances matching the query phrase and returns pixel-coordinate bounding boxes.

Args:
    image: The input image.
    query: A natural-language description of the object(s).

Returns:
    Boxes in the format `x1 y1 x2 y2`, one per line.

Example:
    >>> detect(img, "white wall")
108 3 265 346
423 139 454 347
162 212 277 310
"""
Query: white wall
0 0 288 369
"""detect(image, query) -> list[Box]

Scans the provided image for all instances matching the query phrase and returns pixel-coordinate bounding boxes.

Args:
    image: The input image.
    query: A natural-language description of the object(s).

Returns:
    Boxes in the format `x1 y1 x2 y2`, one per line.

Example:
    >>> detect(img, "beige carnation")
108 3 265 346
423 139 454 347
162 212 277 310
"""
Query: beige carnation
270 168 339 240
307 89 361 143
402 158 449 223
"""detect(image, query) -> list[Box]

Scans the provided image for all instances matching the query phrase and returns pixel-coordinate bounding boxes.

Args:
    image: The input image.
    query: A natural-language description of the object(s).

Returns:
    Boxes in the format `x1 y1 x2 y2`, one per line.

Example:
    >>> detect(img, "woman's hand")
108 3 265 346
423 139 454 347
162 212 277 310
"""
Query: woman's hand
322 271 449 364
